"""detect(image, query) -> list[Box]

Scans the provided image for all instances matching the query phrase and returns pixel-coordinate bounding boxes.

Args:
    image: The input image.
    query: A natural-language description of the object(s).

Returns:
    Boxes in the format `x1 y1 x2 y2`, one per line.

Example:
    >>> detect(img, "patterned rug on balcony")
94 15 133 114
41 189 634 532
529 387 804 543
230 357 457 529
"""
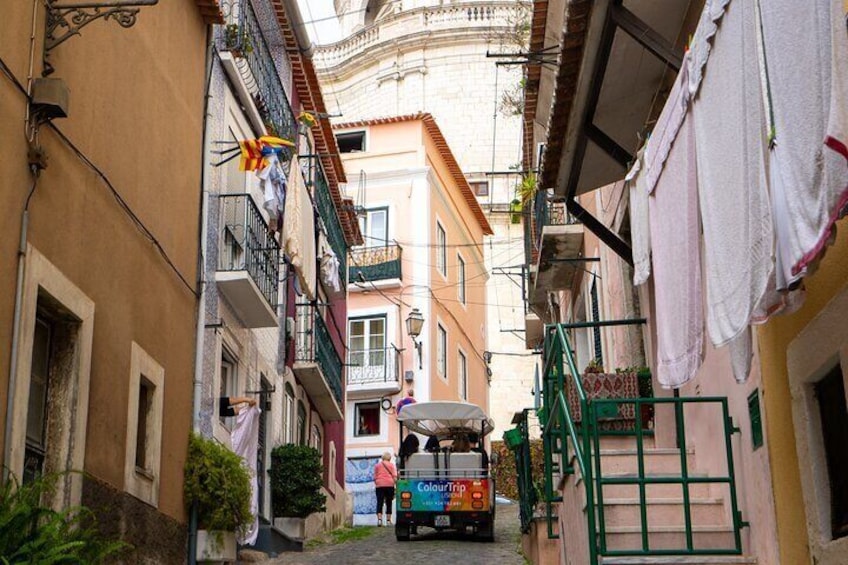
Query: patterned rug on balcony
565 372 639 432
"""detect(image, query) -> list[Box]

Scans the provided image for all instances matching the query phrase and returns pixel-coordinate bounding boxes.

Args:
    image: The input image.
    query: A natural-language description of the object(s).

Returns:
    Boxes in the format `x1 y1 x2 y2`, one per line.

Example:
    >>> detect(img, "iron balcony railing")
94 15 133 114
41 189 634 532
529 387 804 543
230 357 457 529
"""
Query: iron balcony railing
294 303 343 404
218 193 280 308
347 346 400 386
538 323 745 561
348 244 402 283
222 0 297 145
311 158 348 283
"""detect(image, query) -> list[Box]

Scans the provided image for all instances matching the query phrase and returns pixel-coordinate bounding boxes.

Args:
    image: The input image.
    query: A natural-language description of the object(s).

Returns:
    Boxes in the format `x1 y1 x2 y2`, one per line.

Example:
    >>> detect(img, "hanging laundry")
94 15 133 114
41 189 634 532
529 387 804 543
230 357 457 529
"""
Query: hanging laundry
626 148 650 286
691 0 773 384
256 151 287 233
232 405 261 546
687 0 731 97
321 248 341 293
284 158 316 300
647 55 703 389
759 0 848 289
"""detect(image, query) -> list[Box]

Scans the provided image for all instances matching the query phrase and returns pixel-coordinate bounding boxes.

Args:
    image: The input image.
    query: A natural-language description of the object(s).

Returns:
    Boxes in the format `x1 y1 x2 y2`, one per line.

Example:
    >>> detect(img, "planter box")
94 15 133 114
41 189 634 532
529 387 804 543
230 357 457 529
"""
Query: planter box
274 517 305 540
196 530 236 563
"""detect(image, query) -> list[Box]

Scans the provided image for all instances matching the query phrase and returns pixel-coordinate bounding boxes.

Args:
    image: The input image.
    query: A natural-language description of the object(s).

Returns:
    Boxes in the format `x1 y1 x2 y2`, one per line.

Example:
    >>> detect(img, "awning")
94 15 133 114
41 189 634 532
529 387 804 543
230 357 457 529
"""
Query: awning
397 401 495 437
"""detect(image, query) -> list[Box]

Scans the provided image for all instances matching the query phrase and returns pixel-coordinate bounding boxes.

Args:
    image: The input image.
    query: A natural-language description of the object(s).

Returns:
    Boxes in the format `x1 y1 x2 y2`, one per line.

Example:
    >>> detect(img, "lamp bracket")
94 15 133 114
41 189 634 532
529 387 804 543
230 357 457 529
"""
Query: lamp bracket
43 0 159 76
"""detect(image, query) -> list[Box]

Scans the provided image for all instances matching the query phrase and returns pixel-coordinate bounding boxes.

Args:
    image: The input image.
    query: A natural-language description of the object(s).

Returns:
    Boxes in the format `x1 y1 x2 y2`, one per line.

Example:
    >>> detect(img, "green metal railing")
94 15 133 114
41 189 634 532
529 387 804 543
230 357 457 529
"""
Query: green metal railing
539 323 745 561
507 409 537 533
348 244 402 283
311 158 348 284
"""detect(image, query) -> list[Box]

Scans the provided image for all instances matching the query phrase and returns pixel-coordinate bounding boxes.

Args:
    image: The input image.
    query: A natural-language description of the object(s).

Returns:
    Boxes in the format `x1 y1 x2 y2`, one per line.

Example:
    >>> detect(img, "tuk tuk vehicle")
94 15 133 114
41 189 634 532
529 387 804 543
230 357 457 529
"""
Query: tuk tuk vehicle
394 401 495 542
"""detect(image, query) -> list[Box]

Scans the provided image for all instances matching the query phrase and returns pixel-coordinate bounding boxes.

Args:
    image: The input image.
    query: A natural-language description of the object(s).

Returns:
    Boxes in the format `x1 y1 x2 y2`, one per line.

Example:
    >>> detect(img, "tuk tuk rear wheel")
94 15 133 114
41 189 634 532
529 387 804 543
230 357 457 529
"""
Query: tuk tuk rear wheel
396 524 411 541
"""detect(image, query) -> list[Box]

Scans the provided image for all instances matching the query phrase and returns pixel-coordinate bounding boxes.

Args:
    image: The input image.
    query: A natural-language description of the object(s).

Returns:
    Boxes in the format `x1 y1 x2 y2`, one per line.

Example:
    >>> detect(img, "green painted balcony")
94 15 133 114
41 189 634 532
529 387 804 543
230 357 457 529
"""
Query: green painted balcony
348 244 402 286
293 303 344 422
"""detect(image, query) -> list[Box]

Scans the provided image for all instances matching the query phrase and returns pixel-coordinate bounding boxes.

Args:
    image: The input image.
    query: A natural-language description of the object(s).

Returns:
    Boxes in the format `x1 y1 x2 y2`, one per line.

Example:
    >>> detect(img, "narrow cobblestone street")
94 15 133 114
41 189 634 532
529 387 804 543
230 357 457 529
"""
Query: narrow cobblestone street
270 503 526 564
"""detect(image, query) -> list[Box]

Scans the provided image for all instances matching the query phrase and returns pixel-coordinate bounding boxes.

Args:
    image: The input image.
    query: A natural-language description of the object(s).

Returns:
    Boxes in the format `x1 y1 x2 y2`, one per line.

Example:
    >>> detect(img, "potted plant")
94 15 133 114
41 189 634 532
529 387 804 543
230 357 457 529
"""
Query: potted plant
184 434 252 562
269 444 326 540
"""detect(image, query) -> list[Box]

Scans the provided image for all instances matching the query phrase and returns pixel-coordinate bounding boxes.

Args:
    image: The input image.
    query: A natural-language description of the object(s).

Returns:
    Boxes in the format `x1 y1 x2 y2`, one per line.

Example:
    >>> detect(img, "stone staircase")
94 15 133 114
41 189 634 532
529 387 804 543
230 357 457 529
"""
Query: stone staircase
562 435 756 565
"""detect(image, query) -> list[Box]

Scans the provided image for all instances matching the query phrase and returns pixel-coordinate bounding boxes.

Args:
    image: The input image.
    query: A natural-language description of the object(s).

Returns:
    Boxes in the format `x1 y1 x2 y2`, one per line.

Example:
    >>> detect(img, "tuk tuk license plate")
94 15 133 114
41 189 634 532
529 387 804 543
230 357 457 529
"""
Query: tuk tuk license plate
434 515 450 527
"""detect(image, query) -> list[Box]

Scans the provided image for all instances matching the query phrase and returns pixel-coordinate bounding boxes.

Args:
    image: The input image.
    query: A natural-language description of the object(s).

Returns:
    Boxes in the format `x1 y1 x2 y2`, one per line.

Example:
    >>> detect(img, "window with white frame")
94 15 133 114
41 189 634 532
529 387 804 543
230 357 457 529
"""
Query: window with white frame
358 207 388 247
285 383 295 444
349 316 387 383
124 342 164 507
219 349 238 429
436 222 447 276
457 254 466 304
437 324 447 378
354 402 380 437
458 350 468 401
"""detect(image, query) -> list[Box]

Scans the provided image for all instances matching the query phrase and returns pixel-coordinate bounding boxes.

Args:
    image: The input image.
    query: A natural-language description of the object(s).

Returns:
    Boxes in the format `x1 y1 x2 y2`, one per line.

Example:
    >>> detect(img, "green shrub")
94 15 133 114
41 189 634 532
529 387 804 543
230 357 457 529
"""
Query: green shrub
183 434 252 532
269 445 326 519
0 471 128 563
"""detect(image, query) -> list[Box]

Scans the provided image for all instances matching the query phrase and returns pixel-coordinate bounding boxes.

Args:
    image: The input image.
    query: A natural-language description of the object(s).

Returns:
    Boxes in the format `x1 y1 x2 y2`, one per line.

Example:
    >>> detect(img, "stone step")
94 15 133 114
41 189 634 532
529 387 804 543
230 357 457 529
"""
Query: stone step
598 498 727 528
601 557 756 564
598 448 697 476
598 474 713 499
602 525 738 553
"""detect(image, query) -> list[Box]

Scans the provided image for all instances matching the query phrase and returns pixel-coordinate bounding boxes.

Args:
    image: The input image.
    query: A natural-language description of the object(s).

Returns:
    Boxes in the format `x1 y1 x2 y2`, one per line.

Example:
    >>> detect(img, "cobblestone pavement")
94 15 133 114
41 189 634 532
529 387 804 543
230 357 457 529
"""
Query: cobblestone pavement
269 503 527 565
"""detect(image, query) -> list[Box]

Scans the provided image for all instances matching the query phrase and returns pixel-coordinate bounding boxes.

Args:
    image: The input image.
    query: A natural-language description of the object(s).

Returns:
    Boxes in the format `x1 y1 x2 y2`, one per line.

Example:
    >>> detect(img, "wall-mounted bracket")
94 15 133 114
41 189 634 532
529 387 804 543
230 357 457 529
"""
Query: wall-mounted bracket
43 0 159 76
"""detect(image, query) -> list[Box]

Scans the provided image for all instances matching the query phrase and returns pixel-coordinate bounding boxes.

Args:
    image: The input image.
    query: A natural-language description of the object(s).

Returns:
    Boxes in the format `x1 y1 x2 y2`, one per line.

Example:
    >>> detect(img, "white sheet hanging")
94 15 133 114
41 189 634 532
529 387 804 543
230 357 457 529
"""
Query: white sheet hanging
284 158 316 300
232 405 261 546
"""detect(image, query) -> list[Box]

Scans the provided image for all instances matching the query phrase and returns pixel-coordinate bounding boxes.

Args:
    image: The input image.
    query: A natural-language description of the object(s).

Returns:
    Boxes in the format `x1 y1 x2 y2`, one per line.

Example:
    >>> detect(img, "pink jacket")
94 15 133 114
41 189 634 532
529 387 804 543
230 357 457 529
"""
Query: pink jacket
373 460 397 488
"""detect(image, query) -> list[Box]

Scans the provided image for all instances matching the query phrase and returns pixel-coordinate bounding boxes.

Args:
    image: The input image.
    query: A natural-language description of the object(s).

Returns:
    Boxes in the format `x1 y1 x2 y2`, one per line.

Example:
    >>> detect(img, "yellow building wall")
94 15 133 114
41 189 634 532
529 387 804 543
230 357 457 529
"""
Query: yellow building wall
758 225 848 564
424 133 489 413
0 0 207 524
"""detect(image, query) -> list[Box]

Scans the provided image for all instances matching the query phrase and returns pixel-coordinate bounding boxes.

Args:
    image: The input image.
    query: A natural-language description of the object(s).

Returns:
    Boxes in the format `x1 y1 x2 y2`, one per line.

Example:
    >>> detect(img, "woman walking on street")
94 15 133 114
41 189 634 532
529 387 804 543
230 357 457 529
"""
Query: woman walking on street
374 452 398 526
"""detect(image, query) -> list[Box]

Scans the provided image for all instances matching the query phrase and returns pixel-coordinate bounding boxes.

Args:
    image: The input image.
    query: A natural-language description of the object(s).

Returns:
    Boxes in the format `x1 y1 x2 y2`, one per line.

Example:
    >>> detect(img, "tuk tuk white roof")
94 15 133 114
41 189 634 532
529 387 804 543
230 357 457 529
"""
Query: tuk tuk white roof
396 401 495 437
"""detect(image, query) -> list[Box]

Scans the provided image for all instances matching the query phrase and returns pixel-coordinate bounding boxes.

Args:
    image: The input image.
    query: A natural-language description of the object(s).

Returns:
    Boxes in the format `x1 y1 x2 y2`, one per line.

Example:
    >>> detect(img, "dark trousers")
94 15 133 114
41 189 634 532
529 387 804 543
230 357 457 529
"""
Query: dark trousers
375 486 395 515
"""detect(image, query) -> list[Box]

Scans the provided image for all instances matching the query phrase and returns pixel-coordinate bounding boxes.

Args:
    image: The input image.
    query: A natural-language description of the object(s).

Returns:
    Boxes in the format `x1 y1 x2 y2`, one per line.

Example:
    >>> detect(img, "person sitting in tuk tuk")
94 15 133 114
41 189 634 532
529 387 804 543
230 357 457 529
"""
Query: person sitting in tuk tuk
424 434 441 453
452 434 471 453
469 432 489 473
398 434 420 468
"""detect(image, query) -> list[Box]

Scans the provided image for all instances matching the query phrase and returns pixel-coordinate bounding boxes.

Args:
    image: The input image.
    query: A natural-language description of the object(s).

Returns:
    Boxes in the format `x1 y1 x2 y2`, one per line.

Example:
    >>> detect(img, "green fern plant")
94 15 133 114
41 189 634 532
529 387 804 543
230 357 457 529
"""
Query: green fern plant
0 470 128 563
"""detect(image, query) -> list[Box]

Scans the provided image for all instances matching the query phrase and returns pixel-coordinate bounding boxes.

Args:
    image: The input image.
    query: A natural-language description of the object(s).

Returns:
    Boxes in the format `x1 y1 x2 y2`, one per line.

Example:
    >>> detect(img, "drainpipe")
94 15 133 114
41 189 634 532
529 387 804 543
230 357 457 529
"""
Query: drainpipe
4 0 42 486
4 175 38 484
282 0 314 57
188 23 215 565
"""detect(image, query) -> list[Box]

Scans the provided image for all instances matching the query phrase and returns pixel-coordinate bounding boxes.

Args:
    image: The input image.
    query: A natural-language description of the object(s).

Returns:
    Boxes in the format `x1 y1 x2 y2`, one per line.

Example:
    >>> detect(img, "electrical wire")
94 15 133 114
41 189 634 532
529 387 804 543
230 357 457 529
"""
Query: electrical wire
0 55 198 298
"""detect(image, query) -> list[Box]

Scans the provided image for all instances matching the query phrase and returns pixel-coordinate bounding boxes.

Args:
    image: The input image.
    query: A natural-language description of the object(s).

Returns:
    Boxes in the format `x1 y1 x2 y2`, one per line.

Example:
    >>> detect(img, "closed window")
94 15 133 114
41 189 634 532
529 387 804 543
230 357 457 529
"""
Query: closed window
458 351 468 401
125 342 164 507
469 181 489 197
285 384 295 444
436 223 446 276
358 207 388 246
457 254 466 305
437 324 447 378
24 317 52 484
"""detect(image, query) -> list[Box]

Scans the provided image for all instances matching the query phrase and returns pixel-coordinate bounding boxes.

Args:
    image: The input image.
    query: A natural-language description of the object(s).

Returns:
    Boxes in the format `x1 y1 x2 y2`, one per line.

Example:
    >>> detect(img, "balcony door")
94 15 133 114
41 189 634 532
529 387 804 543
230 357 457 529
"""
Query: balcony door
349 316 387 383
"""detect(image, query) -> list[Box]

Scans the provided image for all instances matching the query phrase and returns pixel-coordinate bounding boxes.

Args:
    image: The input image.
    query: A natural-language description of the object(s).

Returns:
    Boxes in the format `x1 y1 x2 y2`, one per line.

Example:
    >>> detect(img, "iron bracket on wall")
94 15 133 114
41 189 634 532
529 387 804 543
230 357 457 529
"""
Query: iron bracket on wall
43 0 159 76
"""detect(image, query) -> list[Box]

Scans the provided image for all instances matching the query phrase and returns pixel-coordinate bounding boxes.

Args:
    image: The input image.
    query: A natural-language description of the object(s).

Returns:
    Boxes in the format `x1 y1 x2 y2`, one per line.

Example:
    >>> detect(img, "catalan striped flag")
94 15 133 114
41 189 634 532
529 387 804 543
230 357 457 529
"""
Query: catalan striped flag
238 139 265 171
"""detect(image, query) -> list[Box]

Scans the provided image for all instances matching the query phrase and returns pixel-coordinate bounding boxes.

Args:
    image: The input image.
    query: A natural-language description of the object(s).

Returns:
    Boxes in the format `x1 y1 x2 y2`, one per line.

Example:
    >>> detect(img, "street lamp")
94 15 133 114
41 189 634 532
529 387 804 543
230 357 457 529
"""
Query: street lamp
405 308 424 370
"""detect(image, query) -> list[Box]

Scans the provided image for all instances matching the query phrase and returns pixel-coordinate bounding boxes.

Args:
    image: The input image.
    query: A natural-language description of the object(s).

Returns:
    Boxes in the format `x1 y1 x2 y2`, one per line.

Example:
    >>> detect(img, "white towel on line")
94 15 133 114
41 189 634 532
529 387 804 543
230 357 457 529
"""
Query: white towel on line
648 50 704 389
692 0 773 383
627 147 651 286
760 0 848 289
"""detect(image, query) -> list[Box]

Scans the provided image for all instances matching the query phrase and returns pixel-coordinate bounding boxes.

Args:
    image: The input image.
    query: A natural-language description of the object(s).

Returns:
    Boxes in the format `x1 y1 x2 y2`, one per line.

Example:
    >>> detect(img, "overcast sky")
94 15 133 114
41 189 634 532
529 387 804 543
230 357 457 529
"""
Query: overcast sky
296 0 342 45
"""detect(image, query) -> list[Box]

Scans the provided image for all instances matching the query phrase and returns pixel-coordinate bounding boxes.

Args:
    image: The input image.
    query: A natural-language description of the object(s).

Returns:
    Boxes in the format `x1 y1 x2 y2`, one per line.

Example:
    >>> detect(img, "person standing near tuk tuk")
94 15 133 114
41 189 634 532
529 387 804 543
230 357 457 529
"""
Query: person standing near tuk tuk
396 388 416 414
374 452 398 526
